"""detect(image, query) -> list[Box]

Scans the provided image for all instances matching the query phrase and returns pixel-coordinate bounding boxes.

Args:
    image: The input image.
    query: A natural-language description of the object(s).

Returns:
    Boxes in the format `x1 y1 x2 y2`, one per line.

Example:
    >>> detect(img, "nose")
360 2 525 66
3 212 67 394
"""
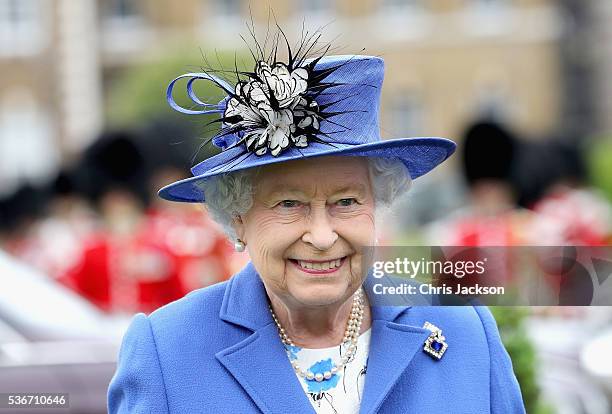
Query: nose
302 205 338 251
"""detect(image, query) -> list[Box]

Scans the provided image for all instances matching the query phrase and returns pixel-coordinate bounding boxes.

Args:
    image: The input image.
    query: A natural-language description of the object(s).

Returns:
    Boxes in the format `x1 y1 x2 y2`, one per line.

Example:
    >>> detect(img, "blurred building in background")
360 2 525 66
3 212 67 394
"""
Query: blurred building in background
2 2 612 413
590 0 612 135
0 0 102 195
1 0 608 194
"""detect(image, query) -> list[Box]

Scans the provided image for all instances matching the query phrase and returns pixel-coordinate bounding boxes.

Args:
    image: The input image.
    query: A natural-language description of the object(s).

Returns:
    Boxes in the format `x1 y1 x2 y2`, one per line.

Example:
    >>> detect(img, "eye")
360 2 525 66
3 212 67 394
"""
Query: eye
278 200 302 208
336 198 358 207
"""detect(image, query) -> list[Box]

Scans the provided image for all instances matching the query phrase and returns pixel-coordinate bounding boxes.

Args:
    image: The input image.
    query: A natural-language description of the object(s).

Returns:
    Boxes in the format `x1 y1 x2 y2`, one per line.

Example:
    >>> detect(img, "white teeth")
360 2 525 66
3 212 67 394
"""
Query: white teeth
297 258 343 271
299 261 311 269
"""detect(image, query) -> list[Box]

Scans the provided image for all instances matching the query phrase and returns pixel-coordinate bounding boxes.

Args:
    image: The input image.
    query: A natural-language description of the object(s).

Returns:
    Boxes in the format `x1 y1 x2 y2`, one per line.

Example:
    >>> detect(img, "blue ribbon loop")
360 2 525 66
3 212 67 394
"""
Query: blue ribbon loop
166 72 233 115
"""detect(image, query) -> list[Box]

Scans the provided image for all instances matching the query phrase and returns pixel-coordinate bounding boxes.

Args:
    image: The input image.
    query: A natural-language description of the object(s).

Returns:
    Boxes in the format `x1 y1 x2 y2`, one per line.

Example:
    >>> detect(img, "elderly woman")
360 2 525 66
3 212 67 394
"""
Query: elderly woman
108 36 525 413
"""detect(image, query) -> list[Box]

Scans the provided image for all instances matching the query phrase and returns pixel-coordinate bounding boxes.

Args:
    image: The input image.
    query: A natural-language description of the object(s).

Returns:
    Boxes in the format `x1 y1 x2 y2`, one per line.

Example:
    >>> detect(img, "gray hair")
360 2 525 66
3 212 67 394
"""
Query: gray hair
199 157 412 241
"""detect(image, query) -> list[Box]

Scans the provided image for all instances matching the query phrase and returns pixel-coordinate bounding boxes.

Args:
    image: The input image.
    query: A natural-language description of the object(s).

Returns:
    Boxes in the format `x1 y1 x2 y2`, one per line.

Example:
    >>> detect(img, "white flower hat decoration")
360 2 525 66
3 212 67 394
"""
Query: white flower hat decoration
161 28 456 202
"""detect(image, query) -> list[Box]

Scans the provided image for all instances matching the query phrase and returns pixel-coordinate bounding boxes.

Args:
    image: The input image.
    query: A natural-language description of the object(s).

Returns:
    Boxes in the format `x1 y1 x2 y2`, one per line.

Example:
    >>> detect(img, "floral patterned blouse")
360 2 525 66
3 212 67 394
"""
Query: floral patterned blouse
285 329 371 414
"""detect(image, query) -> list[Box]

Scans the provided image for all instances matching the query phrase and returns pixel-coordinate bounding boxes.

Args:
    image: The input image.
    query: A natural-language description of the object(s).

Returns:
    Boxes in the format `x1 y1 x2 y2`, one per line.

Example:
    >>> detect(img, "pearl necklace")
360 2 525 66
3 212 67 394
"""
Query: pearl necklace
269 289 365 382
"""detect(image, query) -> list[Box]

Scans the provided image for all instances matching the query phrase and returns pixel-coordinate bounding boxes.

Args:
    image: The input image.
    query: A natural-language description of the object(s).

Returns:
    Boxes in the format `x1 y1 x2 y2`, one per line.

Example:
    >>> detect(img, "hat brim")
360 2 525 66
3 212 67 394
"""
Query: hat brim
158 137 456 203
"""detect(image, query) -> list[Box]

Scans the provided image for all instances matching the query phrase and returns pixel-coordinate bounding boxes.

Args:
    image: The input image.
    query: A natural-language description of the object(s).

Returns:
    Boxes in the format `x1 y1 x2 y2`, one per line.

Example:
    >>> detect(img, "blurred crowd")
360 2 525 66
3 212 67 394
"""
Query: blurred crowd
426 121 612 247
0 120 236 315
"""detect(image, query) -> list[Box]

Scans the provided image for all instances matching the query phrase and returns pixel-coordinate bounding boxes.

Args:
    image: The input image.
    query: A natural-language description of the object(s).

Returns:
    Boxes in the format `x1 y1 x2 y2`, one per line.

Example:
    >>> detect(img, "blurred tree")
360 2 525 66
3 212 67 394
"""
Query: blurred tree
106 47 250 162
490 307 553 414
588 138 612 203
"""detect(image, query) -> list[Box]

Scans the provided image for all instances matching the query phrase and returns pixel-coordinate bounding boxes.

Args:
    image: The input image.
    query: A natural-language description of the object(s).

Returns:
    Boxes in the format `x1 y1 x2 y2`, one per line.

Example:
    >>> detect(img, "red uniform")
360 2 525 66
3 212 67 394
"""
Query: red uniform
61 208 232 314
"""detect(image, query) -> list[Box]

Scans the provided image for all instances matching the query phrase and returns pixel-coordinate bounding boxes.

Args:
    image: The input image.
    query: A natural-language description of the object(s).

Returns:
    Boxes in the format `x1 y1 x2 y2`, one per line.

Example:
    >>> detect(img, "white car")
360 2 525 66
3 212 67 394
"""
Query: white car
582 327 612 398
0 251 130 413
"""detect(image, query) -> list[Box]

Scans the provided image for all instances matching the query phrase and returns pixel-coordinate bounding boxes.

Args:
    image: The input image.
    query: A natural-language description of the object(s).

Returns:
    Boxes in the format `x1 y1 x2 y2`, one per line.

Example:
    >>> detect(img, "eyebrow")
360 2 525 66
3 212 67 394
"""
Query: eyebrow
263 186 309 199
332 183 368 196
264 182 368 199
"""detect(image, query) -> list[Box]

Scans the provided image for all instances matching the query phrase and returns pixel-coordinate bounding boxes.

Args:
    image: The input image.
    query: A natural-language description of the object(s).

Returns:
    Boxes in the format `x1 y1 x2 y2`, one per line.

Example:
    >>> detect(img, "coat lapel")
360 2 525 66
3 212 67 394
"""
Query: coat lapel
216 323 315 414
358 278 433 414
215 263 315 414
216 264 431 414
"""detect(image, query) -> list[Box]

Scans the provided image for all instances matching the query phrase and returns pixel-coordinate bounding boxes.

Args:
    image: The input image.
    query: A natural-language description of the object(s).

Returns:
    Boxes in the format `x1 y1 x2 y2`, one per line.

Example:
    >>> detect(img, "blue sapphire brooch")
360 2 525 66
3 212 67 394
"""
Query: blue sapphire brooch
423 322 448 360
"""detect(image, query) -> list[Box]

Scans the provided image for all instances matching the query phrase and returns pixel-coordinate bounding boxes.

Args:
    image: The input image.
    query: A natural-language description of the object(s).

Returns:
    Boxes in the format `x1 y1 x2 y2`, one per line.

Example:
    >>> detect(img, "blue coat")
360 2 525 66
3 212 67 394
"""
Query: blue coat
108 263 525 413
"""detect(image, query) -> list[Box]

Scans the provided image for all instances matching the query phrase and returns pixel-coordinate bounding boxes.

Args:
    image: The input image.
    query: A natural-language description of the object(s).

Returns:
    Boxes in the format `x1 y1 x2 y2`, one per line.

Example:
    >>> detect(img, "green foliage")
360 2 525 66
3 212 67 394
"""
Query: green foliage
490 307 553 414
587 137 612 203
105 48 250 161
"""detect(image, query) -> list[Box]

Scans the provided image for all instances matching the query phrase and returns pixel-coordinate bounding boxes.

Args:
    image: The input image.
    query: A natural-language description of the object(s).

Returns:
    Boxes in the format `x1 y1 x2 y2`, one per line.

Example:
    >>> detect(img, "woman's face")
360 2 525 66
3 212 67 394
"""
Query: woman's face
235 156 376 309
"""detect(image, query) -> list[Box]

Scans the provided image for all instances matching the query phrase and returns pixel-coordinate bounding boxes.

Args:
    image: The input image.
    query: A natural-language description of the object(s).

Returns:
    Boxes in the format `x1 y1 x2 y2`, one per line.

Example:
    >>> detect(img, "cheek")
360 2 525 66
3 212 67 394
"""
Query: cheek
337 208 376 280
245 212 304 250
243 211 303 280
336 207 376 244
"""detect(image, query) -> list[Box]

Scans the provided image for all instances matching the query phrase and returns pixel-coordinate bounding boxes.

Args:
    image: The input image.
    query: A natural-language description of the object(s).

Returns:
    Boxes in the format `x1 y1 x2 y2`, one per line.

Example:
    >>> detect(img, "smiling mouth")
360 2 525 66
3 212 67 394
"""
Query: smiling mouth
289 257 347 274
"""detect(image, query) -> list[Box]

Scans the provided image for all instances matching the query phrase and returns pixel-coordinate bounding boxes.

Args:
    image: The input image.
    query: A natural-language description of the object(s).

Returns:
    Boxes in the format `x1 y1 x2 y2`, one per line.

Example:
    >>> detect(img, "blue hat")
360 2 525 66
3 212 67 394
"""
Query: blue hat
159 50 455 203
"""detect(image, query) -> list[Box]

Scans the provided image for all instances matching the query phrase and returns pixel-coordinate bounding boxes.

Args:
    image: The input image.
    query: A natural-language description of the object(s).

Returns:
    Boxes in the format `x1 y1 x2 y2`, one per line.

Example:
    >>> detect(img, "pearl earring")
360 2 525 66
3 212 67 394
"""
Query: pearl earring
234 239 246 252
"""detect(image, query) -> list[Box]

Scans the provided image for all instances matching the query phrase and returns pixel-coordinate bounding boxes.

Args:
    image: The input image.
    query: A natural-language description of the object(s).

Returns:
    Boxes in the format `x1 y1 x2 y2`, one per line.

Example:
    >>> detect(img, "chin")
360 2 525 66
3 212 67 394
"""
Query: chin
288 281 353 308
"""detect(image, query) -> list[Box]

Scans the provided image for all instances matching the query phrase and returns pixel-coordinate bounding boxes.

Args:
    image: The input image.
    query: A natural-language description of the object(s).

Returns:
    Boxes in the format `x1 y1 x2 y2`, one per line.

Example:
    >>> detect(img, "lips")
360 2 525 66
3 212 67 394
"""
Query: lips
290 257 346 274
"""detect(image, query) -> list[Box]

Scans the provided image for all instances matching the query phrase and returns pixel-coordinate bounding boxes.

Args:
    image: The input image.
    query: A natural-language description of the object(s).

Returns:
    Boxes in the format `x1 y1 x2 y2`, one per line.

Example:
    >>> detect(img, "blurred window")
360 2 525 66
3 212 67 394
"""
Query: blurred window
300 0 332 13
374 0 428 40
461 0 512 36
101 0 149 53
199 0 242 46
467 0 511 14
296 0 334 20
380 0 423 13
0 91 58 196
102 0 141 19
471 0 509 6
213 0 241 18
387 92 424 137
0 0 45 57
